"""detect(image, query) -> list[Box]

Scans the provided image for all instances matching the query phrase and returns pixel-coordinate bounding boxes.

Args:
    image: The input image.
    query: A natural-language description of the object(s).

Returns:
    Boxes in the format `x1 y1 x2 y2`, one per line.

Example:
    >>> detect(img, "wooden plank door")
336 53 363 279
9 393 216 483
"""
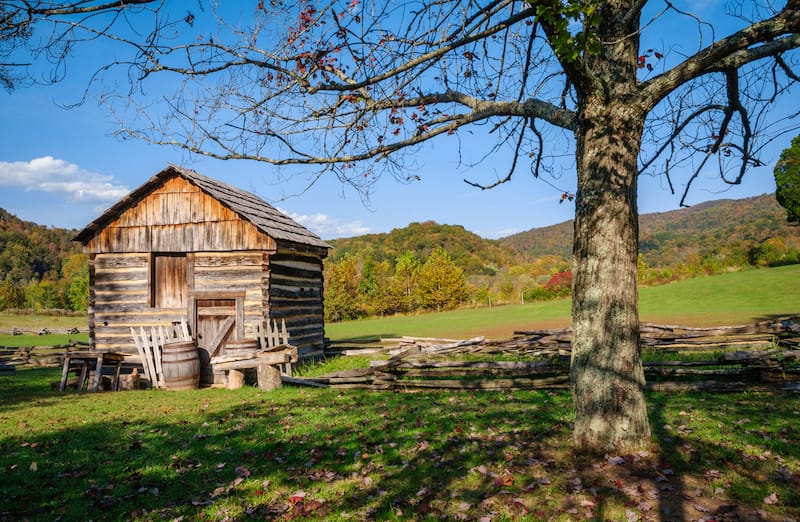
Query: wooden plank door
195 298 236 386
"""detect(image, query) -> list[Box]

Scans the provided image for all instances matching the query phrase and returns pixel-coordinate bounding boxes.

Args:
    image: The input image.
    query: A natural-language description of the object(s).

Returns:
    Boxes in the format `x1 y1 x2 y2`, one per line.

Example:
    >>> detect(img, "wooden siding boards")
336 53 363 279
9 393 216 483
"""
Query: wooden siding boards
75 167 330 360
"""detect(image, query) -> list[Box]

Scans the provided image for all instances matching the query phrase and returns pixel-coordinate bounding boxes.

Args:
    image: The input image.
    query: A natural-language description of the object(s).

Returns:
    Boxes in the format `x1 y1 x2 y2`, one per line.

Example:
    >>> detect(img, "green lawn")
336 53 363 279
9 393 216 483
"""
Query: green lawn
0 367 798 521
1 265 799 520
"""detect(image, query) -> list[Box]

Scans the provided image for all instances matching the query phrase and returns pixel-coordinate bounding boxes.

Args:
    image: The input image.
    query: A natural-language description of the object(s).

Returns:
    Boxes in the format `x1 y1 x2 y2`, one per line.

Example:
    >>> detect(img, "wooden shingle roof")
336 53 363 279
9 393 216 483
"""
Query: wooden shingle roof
74 165 331 251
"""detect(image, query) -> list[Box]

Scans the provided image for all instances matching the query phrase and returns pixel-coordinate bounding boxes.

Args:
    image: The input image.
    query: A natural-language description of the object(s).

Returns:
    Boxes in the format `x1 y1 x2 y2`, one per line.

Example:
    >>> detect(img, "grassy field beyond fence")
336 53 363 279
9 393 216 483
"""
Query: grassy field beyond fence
327 264 800 341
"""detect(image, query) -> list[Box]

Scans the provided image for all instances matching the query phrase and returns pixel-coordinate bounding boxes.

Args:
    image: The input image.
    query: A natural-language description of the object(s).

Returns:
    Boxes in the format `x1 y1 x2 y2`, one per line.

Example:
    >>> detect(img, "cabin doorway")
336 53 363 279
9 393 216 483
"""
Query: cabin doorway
193 295 244 386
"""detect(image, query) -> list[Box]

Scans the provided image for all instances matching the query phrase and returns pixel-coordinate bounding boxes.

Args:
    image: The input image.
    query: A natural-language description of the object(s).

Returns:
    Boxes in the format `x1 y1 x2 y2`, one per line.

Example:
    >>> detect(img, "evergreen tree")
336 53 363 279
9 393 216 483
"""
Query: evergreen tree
775 134 800 224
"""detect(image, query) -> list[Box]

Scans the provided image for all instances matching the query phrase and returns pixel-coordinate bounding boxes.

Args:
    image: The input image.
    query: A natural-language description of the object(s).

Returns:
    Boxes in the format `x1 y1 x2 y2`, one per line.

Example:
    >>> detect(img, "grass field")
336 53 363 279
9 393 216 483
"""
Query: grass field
1 367 798 521
327 264 800 341
1 265 799 520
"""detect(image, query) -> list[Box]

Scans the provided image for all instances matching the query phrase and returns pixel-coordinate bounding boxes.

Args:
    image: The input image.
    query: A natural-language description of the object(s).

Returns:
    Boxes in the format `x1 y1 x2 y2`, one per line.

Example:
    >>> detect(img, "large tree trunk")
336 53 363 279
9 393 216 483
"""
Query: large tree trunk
567 0 651 455
570 100 650 453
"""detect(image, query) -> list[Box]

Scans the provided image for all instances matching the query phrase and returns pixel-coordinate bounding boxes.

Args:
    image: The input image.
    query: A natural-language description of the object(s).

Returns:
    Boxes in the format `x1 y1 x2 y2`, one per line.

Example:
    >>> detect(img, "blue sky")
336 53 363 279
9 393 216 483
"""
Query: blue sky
0 3 791 240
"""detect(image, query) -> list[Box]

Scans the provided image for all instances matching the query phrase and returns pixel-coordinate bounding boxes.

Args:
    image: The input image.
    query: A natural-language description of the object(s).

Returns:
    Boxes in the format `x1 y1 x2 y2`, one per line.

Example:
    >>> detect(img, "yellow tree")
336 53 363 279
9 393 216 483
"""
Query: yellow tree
417 247 470 312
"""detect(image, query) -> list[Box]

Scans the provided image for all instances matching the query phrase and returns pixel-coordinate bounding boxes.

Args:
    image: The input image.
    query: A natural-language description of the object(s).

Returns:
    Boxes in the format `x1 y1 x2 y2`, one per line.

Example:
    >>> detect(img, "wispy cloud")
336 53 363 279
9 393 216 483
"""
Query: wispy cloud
484 227 523 240
0 157 129 207
279 208 370 239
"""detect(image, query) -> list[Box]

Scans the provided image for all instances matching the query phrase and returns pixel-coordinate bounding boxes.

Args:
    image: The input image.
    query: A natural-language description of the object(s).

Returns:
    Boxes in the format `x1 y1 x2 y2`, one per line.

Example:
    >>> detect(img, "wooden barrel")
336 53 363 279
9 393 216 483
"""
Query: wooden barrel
162 341 200 390
224 339 260 355
224 339 259 385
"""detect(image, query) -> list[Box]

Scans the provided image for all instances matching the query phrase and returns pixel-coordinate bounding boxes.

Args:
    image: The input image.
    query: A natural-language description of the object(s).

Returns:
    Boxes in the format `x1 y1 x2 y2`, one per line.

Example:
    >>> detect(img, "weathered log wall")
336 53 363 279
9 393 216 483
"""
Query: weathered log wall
268 251 326 358
191 251 265 340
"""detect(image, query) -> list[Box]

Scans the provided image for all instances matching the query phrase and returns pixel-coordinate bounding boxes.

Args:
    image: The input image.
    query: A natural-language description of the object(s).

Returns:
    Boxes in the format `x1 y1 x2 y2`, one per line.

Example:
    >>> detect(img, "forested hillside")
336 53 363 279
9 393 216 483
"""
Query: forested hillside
1 193 798 317
502 194 800 268
324 194 799 320
0 209 86 311
327 221 519 276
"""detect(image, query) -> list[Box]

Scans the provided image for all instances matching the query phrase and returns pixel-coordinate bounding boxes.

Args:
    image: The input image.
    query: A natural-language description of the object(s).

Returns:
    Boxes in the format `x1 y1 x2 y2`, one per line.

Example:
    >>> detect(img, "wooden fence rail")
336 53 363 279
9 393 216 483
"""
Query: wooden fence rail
0 340 91 368
309 316 800 392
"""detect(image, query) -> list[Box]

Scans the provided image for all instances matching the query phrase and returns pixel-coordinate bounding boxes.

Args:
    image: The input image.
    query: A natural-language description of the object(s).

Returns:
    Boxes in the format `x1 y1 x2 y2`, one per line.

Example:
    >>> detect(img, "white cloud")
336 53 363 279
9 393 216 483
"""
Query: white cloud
0 156 129 205
279 208 370 239
484 227 523 240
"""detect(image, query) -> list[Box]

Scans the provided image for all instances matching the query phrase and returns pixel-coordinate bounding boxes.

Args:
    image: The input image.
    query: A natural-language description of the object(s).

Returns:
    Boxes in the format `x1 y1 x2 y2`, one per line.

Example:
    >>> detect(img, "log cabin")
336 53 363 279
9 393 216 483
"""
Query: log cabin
74 165 331 363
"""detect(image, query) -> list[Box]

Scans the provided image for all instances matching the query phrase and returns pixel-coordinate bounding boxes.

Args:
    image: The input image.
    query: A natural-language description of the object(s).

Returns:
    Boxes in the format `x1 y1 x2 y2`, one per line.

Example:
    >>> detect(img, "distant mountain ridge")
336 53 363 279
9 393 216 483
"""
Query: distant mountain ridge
329 194 799 272
1 193 797 285
0 208 79 285
501 193 798 266
327 220 515 275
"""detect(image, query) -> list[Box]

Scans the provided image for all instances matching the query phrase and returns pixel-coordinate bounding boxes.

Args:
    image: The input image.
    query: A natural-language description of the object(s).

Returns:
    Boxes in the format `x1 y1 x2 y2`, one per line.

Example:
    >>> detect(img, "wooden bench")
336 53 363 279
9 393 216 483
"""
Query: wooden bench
59 351 125 392
210 345 298 390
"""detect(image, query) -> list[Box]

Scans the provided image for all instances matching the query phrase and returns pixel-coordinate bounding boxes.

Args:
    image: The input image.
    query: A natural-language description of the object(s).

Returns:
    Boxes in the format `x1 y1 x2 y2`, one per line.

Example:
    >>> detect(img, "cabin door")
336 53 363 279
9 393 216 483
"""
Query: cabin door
194 297 241 386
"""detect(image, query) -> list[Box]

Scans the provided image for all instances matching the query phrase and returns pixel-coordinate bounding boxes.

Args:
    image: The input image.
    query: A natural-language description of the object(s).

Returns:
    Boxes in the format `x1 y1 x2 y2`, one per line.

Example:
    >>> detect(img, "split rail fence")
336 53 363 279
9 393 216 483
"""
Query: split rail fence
299 316 800 392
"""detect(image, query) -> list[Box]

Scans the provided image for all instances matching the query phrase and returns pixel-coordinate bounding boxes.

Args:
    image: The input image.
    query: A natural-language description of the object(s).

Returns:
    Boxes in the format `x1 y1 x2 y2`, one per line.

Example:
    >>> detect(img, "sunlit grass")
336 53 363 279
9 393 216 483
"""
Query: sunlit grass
327 264 800 341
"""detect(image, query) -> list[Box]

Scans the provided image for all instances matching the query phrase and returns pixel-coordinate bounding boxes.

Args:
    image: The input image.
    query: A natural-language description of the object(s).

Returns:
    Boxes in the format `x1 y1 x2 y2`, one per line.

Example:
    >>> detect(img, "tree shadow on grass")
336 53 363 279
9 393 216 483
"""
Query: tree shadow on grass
567 387 800 522
2 368 799 521
647 390 800 522
2 376 577 520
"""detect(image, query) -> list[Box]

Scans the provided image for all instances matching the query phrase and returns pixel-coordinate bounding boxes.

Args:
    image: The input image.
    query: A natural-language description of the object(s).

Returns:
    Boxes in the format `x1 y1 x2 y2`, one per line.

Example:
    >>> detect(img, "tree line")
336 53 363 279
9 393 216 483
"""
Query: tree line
0 209 87 312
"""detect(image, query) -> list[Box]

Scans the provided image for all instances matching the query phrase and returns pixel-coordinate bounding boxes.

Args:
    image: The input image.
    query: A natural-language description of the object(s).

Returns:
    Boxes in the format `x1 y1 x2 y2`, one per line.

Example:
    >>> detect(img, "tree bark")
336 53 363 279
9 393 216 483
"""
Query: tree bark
571 99 650 453
569 2 650 452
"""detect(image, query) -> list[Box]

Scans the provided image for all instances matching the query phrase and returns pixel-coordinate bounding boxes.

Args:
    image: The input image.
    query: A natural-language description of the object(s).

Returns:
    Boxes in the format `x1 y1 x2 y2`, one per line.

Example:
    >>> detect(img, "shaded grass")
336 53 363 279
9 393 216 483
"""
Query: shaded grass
1 367 798 521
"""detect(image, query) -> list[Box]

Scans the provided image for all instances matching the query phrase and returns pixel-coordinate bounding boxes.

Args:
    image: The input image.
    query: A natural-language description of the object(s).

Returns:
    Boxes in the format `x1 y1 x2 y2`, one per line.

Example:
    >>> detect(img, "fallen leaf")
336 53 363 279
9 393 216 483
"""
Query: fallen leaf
763 492 779 505
29 461 38 472
494 473 514 487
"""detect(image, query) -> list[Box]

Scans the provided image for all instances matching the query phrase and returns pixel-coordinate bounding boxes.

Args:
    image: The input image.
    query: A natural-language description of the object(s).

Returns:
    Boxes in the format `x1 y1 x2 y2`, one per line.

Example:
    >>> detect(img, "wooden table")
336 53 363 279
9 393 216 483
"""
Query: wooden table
59 351 126 392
